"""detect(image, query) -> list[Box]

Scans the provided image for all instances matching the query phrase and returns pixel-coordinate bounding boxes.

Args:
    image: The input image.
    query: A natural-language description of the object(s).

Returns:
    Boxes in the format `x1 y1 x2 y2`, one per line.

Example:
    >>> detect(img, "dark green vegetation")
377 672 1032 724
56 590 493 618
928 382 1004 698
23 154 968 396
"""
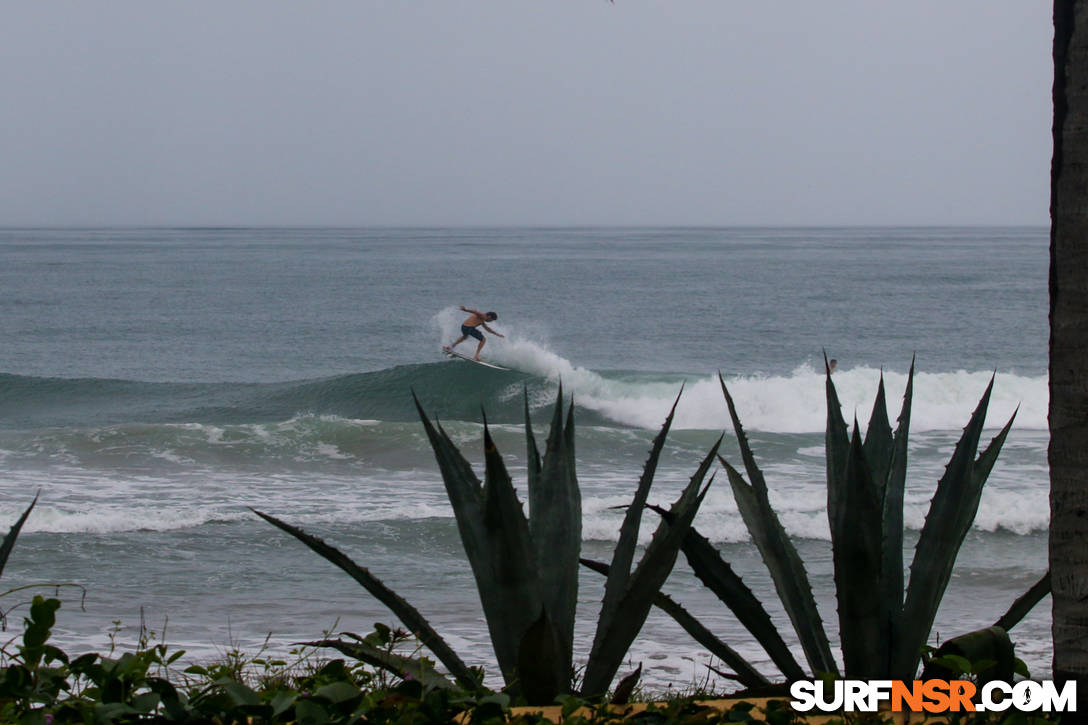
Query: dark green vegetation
0 603 1061 724
635 359 1049 685
254 365 1048 705
256 386 720 703
0 494 37 581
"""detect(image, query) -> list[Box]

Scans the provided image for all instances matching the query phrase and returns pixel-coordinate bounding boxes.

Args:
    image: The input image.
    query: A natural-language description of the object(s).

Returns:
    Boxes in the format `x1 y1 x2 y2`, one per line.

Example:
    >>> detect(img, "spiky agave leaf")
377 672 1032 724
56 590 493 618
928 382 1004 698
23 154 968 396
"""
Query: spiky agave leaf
878 360 914 675
411 392 488 563
598 389 683 635
479 417 562 694
646 504 805 681
527 386 580 668
862 376 894 499
826 364 908 678
610 663 642 706
524 388 542 491
721 376 838 676
823 355 851 532
252 509 480 690
993 571 1050 632
414 391 547 688
830 421 883 677
301 637 456 690
516 609 566 706
825 363 913 678
894 376 1017 678
416 391 575 701
580 557 769 689
0 493 38 580
582 437 719 696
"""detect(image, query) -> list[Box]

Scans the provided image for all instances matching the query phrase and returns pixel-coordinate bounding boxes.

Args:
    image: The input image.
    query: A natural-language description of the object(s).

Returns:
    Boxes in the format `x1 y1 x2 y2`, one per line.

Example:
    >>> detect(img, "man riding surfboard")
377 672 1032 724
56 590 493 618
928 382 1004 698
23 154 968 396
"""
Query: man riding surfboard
445 305 504 361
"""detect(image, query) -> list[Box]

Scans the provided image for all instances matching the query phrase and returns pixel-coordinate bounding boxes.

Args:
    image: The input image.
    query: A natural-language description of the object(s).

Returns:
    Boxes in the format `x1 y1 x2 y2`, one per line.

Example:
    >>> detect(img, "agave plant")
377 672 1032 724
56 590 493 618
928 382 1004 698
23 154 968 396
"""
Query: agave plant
255 386 718 703
626 358 1044 683
0 494 37 581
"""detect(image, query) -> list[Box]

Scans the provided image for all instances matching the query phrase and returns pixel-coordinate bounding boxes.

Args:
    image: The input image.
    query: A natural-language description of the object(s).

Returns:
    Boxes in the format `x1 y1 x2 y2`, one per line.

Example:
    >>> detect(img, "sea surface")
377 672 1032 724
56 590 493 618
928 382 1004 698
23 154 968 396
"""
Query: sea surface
0 227 1051 690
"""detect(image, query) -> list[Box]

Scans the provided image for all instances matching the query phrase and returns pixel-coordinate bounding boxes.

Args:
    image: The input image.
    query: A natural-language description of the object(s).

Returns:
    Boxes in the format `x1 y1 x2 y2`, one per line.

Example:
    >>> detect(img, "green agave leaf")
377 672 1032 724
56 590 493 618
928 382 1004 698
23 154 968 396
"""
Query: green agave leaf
251 509 479 690
610 663 642 706
823 356 851 533
300 638 456 690
524 388 542 493
645 505 804 681
580 557 768 688
993 571 1050 632
722 460 836 676
479 418 557 689
582 437 718 697
0 492 38 579
828 365 914 678
879 359 913 674
411 391 488 562
722 376 837 676
832 423 883 677
414 392 554 689
528 386 581 667
516 609 566 706
599 388 683 634
896 377 1015 678
863 375 894 500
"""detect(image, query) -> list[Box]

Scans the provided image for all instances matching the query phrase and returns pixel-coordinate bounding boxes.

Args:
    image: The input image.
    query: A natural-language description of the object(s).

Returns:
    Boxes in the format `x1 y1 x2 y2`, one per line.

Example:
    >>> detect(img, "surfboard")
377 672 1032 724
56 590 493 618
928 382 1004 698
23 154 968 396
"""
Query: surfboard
442 347 511 371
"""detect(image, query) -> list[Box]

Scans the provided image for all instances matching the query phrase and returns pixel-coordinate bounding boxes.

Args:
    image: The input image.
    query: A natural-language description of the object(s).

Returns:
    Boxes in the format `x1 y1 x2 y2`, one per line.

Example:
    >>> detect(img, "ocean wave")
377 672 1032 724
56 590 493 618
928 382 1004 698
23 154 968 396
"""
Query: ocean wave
580 477 1049 544
428 306 1047 432
6 488 1047 539
0 415 434 474
0 354 1045 435
24 505 248 535
0 426 1050 539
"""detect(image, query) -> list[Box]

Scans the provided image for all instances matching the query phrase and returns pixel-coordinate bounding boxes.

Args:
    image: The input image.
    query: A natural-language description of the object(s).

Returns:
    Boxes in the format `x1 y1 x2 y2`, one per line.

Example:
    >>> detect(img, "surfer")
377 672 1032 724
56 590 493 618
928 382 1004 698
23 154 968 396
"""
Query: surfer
446 306 504 360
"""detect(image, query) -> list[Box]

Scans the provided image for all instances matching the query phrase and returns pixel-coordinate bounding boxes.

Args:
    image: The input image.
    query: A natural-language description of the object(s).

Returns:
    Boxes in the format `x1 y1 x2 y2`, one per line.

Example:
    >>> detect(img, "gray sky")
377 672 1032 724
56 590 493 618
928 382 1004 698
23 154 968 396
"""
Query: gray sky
1 1 1051 226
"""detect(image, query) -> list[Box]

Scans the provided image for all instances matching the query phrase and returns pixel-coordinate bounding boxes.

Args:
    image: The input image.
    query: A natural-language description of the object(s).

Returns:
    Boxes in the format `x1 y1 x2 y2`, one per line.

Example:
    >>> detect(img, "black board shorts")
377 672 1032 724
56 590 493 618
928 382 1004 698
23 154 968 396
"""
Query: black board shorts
461 324 484 341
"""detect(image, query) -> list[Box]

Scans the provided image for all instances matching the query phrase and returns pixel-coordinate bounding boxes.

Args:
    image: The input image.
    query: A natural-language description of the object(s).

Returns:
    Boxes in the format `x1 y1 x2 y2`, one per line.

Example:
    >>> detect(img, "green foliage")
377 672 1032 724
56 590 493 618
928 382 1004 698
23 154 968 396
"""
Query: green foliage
255 386 717 703
581 556 769 690
251 507 481 692
643 505 803 683
0 493 37 580
0 595 184 722
302 624 462 691
894 373 1017 679
654 360 1031 683
920 627 1020 685
414 386 717 700
0 602 1064 724
993 572 1051 633
0 600 467 723
720 377 837 677
582 425 718 697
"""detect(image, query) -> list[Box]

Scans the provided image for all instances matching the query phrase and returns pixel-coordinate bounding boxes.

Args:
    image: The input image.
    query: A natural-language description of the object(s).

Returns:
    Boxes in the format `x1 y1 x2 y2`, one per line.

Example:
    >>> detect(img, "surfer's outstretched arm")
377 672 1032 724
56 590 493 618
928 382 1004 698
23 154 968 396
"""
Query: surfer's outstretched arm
480 323 504 338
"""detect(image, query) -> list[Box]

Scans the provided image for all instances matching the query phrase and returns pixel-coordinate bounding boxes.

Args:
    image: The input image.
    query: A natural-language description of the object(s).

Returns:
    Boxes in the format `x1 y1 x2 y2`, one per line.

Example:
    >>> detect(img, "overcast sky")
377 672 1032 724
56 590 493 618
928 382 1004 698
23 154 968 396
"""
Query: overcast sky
1 1 1051 226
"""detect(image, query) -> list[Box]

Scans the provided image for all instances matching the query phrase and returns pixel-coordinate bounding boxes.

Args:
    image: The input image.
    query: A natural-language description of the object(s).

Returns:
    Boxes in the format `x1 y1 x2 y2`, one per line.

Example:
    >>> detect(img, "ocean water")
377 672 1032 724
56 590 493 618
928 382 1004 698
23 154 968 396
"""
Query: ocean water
0 227 1051 690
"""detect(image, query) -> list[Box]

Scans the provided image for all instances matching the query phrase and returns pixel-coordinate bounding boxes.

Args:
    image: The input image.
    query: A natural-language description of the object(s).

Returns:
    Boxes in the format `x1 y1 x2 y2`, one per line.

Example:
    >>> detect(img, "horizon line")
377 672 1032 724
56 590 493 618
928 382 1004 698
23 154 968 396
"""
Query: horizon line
0 222 1050 231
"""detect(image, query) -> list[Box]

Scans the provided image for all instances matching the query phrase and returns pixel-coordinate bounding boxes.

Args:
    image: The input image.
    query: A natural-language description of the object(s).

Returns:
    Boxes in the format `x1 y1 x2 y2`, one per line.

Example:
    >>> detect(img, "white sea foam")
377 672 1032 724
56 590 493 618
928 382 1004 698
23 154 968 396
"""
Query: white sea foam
586 366 1044 433
24 502 247 534
578 434 1050 543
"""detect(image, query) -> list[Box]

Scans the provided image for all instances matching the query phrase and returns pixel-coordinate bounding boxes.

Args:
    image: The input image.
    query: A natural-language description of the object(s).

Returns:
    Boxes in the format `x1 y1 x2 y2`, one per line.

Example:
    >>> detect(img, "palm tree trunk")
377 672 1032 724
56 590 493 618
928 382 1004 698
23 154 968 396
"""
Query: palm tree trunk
1050 0 1088 696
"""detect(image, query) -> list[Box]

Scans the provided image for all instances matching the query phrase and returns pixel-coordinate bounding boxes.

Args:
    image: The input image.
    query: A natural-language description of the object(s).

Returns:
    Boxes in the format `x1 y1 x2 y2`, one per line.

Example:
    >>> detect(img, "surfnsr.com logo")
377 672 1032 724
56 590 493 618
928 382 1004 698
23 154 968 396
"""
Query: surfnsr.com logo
789 679 1077 714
